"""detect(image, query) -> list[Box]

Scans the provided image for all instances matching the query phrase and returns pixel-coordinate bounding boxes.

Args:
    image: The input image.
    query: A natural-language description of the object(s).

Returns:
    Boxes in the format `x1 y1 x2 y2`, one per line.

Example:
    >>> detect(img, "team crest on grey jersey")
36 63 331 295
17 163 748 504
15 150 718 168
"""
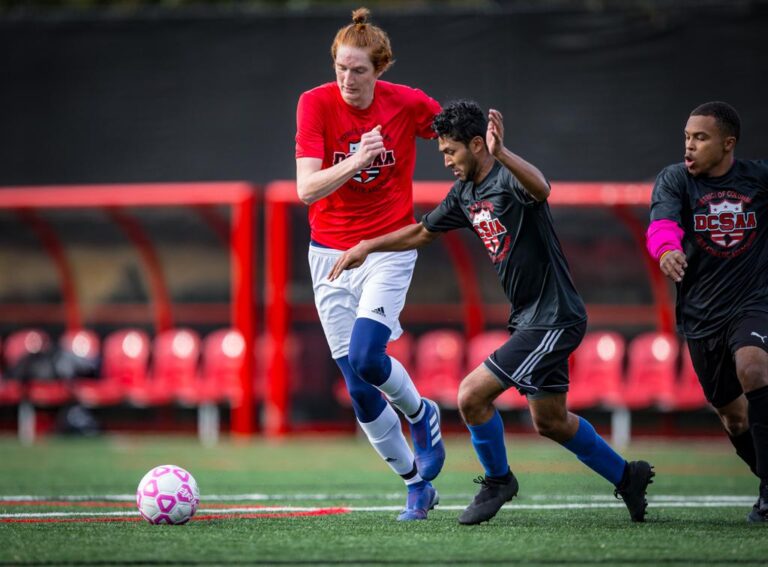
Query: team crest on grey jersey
469 201 511 263
693 191 757 256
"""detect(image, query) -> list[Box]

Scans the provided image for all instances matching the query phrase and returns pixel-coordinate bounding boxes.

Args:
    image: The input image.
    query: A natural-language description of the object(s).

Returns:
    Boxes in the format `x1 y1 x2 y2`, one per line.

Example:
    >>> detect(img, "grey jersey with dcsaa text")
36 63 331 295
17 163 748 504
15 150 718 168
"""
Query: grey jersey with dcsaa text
650 159 768 338
422 161 586 330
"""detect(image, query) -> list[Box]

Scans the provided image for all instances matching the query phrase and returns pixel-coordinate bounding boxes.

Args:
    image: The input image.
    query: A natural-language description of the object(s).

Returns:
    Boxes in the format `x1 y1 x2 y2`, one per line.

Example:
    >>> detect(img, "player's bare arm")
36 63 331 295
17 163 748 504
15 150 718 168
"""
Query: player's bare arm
487 109 550 202
296 125 385 205
659 249 687 283
327 222 440 281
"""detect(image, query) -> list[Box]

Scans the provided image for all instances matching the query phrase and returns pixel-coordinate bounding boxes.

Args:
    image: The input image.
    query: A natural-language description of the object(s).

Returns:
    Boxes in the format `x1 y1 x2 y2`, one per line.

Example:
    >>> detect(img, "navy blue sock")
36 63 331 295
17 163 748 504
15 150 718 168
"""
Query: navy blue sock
467 410 510 479
336 356 386 423
348 318 392 387
562 416 626 486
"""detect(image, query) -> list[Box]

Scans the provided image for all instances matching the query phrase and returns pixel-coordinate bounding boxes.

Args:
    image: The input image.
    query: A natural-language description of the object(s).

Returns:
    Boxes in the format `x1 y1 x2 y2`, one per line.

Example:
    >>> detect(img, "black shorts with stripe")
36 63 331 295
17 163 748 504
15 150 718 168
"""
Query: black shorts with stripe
687 309 768 409
484 322 586 396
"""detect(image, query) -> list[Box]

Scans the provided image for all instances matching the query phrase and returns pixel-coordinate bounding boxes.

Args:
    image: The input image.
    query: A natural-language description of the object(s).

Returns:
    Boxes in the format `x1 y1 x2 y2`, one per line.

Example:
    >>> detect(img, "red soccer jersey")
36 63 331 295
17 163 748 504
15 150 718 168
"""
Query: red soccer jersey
296 80 441 249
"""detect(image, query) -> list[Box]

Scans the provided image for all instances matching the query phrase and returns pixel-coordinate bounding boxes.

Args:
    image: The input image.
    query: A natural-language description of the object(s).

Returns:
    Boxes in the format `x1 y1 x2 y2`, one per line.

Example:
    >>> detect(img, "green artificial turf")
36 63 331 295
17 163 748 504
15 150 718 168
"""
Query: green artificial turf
0 434 765 566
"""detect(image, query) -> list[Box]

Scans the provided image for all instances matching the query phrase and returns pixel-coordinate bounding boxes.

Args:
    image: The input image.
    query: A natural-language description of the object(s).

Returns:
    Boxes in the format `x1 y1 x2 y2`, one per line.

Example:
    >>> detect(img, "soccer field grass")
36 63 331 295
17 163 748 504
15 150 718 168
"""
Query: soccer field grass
1 433 766 566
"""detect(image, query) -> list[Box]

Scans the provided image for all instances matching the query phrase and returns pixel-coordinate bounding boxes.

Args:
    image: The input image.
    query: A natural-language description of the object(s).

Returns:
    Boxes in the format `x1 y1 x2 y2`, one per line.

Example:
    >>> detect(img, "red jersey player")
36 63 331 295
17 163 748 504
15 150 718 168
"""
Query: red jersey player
295 7 444 521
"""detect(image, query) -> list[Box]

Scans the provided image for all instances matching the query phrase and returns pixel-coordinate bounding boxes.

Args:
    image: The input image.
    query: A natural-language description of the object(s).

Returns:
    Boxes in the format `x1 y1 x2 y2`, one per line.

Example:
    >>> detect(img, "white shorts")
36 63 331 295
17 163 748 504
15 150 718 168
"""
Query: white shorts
308 244 418 359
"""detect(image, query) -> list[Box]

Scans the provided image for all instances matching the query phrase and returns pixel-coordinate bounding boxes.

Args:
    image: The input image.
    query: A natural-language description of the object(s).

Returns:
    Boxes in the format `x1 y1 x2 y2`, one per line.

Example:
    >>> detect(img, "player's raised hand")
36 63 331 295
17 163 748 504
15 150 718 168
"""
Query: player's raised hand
486 109 505 157
354 125 385 170
327 243 370 281
659 250 688 283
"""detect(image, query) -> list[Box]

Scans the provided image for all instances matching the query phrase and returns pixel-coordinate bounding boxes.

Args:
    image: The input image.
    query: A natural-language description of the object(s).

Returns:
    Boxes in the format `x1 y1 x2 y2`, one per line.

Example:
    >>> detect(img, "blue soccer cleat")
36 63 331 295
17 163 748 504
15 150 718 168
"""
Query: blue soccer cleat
409 398 446 481
397 481 439 521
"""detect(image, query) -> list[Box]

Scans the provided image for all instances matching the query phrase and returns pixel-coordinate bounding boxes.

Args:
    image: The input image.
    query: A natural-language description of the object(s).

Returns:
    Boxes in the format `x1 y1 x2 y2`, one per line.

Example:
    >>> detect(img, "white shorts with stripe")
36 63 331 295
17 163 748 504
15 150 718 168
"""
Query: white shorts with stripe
484 322 587 396
308 244 417 359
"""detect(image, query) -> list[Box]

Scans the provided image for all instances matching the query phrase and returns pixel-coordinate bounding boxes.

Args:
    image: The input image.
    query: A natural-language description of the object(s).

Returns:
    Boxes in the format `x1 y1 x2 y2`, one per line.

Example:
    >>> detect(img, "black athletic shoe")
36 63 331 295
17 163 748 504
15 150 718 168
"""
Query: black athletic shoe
458 471 519 525
746 483 768 523
614 460 655 522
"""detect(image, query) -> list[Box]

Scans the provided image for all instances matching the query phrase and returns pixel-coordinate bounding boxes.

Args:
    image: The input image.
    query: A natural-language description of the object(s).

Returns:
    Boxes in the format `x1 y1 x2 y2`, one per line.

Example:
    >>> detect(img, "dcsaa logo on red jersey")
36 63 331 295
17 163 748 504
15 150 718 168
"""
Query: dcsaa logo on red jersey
469 201 510 263
333 141 396 184
694 198 756 249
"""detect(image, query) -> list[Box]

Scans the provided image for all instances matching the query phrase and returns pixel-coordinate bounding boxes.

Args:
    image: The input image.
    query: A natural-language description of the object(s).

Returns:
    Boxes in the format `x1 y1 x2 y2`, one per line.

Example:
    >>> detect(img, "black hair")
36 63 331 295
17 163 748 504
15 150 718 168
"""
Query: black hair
432 100 487 145
690 101 741 141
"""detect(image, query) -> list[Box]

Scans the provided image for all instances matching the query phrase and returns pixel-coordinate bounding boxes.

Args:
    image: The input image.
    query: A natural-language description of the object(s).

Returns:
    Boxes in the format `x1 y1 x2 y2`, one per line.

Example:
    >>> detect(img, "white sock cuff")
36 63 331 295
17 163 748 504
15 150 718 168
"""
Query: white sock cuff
404 470 424 486
406 401 425 424
357 404 400 441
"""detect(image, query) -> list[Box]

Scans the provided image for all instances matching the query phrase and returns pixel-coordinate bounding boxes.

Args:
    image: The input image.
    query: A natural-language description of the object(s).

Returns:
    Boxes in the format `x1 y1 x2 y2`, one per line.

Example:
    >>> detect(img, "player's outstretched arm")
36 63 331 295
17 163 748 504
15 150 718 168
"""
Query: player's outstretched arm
486 109 550 202
327 222 440 281
297 125 385 205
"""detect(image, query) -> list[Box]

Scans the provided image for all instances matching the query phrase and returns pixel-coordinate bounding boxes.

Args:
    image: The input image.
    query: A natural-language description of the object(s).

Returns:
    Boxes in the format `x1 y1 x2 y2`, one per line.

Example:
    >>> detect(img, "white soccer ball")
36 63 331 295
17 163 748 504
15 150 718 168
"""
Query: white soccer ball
136 464 200 525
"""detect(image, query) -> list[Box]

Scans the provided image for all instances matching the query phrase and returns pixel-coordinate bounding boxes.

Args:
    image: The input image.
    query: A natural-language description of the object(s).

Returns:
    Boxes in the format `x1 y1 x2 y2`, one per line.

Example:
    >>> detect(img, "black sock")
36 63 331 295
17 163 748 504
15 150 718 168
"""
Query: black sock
728 430 759 477
618 462 630 488
746 385 768 480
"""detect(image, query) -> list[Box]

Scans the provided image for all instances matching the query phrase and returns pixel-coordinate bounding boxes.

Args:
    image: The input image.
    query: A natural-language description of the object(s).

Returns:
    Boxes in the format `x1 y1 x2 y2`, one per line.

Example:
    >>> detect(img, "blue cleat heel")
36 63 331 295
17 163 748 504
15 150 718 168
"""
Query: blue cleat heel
397 482 439 521
409 398 446 481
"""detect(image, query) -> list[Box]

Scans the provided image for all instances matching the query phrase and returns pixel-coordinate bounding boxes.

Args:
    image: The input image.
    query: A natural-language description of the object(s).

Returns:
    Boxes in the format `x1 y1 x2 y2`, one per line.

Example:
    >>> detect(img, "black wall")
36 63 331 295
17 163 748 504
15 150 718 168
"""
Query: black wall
2 5 767 186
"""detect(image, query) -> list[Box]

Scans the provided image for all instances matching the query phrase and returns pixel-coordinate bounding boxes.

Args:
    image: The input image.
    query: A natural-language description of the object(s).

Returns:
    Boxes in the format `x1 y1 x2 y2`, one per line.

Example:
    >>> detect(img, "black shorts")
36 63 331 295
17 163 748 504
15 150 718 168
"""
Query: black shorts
484 321 586 397
687 310 768 409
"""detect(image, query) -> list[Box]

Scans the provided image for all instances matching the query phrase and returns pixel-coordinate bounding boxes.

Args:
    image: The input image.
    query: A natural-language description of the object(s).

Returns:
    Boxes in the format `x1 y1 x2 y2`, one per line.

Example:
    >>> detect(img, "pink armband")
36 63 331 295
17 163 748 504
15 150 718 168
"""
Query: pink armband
646 219 684 261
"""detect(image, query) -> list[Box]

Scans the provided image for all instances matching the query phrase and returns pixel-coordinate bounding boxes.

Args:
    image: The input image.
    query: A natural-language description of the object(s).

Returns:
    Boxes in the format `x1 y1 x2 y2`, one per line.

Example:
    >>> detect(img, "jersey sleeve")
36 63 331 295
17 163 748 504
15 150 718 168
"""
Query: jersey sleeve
421 186 468 232
295 91 325 159
501 167 541 207
410 88 441 140
757 159 768 191
650 166 685 223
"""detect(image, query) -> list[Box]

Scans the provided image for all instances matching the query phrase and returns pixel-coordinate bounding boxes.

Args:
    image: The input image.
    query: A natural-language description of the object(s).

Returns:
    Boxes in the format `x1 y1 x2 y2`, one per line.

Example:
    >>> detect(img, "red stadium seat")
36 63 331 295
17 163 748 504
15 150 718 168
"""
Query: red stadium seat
0 376 21 405
0 333 21 405
414 329 464 407
76 329 150 407
465 330 508 373
3 328 51 370
131 328 201 407
674 345 709 410
568 331 626 410
465 329 527 409
387 332 415 376
183 328 247 407
173 328 248 446
622 332 679 410
60 329 101 361
3 329 72 406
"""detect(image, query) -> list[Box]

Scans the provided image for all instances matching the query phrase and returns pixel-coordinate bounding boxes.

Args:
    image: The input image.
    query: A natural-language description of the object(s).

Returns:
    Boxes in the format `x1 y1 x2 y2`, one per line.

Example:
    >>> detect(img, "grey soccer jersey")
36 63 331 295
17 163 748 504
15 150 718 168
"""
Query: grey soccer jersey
422 161 586 330
650 159 768 338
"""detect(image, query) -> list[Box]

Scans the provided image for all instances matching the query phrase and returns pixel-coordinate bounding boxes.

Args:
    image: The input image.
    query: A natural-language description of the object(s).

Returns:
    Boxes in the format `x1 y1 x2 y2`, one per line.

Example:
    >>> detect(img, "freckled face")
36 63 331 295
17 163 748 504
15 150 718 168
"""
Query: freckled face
334 45 380 109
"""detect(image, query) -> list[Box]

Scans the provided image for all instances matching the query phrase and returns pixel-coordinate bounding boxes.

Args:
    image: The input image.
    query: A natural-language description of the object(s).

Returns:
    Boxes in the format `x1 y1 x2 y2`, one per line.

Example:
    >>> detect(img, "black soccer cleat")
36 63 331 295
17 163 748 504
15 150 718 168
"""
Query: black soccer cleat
747 498 767 523
458 470 519 525
746 482 768 523
614 460 655 522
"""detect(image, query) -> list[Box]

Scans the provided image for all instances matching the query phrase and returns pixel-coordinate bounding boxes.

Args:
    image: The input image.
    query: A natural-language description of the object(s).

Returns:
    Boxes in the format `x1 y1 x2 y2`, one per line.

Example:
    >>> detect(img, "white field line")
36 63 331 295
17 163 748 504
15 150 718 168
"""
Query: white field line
0 493 758 503
0 495 758 519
